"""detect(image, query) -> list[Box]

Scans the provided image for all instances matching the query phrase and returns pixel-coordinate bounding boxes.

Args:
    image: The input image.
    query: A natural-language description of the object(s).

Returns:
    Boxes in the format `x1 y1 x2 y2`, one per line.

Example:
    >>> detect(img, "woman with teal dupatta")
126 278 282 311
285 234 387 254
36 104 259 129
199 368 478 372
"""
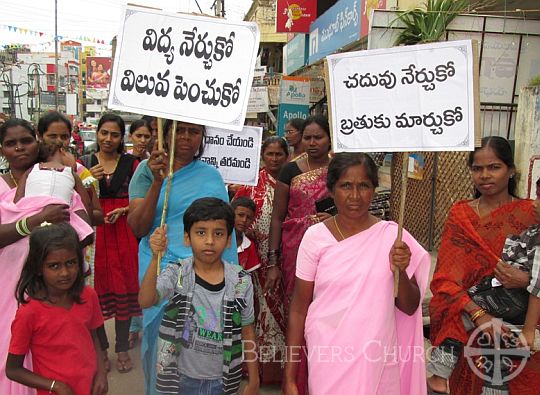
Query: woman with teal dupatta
128 120 237 395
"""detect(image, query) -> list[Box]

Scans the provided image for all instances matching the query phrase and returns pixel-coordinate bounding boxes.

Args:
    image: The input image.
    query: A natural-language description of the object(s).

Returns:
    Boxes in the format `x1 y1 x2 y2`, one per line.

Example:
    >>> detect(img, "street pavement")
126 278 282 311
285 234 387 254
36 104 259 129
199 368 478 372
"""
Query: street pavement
104 320 281 395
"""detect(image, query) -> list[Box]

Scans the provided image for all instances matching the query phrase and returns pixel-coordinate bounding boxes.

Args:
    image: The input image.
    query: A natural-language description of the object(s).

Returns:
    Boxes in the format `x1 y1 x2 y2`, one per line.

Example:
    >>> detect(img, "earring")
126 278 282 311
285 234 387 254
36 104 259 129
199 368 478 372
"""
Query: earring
510 174 515 179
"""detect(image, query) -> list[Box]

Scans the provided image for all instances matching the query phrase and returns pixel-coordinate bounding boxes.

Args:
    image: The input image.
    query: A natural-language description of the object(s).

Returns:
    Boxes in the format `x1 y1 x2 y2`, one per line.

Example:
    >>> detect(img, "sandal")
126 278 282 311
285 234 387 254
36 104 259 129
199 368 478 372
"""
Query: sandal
116 352 133 373
128 332 139 349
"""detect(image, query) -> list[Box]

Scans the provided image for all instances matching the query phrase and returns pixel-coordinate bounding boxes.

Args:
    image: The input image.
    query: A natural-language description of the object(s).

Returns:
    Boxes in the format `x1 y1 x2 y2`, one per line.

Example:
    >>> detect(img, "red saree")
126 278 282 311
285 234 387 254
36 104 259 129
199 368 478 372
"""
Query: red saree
235 169 286 384
430 199 540 394
281 167 330 299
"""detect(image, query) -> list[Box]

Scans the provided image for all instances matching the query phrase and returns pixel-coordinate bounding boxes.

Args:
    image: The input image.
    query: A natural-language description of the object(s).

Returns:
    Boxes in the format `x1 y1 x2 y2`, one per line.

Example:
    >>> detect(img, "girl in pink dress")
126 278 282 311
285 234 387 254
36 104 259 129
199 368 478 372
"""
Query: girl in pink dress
6 223 107 395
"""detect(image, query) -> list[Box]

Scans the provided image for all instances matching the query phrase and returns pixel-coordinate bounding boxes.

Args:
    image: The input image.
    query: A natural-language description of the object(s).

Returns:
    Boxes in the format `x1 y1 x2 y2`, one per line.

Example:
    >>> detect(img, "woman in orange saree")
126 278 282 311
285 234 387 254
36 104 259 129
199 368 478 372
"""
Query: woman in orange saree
429 136 539 395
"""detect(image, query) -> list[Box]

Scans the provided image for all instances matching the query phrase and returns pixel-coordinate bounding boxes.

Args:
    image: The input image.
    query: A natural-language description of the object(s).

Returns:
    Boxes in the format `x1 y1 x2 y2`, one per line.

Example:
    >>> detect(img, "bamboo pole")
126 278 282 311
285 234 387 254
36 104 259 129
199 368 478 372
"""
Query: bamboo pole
156 119 177 275
395 152 409 297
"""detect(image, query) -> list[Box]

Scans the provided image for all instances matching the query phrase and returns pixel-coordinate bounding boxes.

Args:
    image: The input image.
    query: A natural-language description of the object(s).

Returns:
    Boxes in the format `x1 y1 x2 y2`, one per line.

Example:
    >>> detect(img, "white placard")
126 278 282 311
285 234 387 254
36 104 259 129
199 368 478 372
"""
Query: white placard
327 40 477 152
108 5 260 131
201 126 263 186
247 86 269 113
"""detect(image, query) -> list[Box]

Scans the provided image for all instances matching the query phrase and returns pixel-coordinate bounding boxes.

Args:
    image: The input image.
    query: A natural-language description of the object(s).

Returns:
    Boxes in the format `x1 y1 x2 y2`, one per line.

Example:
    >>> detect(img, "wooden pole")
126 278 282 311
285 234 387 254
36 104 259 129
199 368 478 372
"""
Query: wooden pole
157 118 164 151
395 152 409 297
156 120 177 275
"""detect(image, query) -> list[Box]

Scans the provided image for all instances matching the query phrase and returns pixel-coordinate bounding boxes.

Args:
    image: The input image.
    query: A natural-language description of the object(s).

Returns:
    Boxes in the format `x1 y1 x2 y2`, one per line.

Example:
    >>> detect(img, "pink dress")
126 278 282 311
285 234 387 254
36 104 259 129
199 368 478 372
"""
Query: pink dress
296 221 431 395
0 189 93 394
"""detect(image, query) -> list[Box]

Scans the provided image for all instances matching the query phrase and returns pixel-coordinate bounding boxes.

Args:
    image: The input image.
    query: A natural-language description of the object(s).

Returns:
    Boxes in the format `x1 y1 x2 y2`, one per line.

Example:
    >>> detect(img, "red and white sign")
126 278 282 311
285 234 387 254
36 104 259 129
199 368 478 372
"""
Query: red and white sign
276 0 316 33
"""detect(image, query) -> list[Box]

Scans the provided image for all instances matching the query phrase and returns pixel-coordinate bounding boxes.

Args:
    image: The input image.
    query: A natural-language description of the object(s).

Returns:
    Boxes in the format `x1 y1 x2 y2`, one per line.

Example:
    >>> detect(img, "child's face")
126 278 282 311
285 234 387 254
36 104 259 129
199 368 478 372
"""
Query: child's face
41 248 79 295
234 206 255 235
184 219 231 265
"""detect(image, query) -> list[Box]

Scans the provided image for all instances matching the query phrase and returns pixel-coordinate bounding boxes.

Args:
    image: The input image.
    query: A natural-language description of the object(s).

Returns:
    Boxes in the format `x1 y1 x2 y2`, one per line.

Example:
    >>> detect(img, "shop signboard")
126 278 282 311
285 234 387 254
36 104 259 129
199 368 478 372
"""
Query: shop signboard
108 5 260 131
308 0 361 65
247 86 269 113
87 56 112 89
276 0 317 33
277 103 310 137
326 39 479 152
278 76 310 136
361 0 386 38
285 34 309 75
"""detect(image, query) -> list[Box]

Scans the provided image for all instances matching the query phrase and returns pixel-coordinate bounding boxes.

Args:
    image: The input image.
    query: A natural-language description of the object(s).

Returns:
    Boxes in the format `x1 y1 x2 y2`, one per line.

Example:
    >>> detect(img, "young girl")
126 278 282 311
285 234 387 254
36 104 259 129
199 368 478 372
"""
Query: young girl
6 223 107 395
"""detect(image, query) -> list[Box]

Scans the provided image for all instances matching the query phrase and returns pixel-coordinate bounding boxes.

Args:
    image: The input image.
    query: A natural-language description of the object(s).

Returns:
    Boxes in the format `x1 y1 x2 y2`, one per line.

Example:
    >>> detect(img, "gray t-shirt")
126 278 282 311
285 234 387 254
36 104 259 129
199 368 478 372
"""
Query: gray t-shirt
178 275 225 379
157 265 255 380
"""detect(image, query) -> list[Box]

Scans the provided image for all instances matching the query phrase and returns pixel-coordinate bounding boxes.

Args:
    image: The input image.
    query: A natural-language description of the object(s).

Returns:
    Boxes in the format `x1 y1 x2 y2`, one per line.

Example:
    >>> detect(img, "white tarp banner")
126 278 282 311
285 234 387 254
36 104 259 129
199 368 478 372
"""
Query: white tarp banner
247 86 269 113
201 125 263 186
108 5 260 131
327 39 478 152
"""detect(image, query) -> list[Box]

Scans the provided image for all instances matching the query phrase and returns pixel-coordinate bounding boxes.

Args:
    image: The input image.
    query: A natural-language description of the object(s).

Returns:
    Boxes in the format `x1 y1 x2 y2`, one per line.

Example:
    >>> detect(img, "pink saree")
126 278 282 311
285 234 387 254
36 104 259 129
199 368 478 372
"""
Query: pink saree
282 167 329 299
0 190 93 395
296 221 431 395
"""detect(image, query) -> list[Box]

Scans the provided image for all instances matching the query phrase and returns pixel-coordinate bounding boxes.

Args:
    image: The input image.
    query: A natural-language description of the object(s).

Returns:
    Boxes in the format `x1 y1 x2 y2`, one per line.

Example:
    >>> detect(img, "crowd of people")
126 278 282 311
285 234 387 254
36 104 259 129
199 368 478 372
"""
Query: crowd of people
0 111 538 395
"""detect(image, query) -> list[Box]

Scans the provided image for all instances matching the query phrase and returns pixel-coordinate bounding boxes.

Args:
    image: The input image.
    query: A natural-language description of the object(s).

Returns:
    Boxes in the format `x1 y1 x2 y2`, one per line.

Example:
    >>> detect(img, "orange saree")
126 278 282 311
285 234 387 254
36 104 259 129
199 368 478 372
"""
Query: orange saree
430 199 540 394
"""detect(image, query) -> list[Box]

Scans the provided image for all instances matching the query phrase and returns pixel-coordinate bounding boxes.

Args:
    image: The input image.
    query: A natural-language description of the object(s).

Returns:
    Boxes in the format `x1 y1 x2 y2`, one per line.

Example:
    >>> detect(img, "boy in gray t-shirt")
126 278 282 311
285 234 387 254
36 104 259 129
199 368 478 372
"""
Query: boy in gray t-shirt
139 197 259 395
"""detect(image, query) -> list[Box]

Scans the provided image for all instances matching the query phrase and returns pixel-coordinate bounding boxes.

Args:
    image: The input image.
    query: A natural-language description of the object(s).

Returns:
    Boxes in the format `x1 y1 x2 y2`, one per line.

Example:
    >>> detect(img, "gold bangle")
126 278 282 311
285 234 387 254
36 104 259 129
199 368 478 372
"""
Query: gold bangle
471 309 487 322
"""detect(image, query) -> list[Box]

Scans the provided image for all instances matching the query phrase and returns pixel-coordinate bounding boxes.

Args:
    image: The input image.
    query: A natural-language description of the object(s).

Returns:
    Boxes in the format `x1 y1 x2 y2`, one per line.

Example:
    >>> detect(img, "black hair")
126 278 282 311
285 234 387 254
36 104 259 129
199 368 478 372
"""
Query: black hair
141 115 156 126
163 119 206 159
468 136 516 197
37 141 63 162
286 118 305 133
129 119 151 135
183 197 234 236
16 223 85 305
97 113 126 153
0 118 36 144
327 152 379 192
37 111 72 137
231 196 256 213
537 177 540 189
302 115 330 138
261 136 288 157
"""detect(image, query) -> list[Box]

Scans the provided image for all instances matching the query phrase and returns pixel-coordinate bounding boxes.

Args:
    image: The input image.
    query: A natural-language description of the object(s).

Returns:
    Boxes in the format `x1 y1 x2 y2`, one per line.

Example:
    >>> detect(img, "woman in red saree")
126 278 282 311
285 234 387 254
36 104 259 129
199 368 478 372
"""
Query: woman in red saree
234 136 289 384
267 115 333 395
429 136 539 395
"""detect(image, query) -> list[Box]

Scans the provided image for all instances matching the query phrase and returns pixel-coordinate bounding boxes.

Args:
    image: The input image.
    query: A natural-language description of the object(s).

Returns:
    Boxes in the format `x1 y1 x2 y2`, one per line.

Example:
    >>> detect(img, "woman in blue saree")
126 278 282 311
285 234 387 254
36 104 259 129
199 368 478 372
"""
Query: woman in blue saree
128 120 237 394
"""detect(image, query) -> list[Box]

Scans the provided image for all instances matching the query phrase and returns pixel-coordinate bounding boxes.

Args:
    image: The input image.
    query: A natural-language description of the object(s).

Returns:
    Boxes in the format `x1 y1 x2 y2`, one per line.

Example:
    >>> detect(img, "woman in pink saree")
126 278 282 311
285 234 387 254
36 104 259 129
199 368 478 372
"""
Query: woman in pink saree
267 116 332 395
283 153 431 395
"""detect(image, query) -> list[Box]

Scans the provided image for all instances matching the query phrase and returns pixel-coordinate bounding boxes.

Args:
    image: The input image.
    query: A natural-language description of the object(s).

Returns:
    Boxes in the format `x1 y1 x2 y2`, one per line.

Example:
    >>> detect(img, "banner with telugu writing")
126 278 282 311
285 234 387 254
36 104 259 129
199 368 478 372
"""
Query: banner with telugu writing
108 5 260 131
327 39 478 152
201 126 263 186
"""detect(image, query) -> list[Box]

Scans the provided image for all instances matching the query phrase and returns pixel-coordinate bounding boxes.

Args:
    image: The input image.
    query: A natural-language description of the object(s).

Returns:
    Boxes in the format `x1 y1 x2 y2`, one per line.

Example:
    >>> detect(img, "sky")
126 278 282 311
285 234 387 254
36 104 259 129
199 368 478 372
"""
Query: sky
0 0 253 53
